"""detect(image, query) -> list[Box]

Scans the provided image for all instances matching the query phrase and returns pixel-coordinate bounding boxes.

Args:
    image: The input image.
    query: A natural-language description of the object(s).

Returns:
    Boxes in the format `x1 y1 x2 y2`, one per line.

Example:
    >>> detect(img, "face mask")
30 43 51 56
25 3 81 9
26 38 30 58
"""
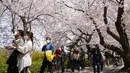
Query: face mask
15 32 20 39
46 40 51 43
14 31 17 36
24 35 28 41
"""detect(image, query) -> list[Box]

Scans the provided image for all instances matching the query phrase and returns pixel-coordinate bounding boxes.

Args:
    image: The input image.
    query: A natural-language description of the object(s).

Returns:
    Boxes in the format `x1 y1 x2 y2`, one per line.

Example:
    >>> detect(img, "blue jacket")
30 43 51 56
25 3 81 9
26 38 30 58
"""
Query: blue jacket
42 43 55 53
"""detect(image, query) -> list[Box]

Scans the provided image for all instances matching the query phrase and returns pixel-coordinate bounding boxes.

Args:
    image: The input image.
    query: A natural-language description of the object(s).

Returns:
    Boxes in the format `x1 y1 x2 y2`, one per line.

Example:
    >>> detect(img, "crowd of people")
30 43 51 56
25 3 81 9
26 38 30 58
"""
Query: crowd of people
40 38 86 73
5 30 122 73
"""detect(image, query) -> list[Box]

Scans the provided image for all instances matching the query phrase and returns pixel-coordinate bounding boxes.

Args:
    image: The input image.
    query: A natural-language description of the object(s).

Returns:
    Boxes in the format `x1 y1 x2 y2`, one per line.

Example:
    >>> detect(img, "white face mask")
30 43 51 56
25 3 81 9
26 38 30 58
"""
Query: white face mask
46 40 51 43
24 35 28 41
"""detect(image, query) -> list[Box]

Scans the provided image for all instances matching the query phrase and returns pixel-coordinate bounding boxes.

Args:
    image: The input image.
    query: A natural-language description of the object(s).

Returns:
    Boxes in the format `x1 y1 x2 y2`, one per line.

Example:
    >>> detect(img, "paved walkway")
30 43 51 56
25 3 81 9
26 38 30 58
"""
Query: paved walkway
53 65 123 73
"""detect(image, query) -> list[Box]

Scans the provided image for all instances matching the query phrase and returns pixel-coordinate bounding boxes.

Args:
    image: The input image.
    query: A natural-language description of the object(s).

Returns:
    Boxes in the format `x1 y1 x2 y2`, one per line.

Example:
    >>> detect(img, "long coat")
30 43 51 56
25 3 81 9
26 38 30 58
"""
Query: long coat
17 40 32 73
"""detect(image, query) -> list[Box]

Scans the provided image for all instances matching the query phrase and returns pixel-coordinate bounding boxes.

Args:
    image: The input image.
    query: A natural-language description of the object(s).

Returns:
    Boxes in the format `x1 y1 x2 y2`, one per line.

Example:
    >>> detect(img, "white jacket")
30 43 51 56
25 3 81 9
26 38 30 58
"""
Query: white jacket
17 40 32 73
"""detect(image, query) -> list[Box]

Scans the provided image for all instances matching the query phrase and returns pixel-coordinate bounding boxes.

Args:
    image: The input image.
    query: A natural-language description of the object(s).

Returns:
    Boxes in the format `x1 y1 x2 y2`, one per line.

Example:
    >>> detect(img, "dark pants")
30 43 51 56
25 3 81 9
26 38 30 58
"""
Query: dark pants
100 60 103 71
7 50 19 73
93 61 100 73
72 59 80 72
105 58 109 66
67 60 73 70
55 60 60 71
79 60 85 69
61 59 65 73
21 67 28 73
40 57 53 73
7 64 18 73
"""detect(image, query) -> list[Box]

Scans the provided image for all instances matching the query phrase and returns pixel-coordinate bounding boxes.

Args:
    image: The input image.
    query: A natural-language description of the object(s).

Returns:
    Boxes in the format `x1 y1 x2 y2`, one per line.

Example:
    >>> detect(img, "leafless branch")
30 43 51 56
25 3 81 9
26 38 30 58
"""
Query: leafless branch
0 7 7 17
103 2 120 42
88 0 96 9
103 5 108 25
28 14 54 23
62 1 84 13
27 0 33 21
107 16 116 22
0 0 2 2
107 27 120 42
94 22 123 56
115 0 120 3
31 1 54 18
66 36 72 41
77 28 88 35
36 18 48 32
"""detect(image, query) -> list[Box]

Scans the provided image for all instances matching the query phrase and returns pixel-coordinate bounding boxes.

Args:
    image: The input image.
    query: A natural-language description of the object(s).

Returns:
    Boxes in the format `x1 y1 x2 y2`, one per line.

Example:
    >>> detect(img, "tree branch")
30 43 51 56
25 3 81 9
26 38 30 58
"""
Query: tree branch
27 0 33 21
0 7 7 17
116 0 120 3
0 0 2 2
95 24 123 56
85 10 123 56
88 0 96 9
77 28 95 43
103 2 121 44
103 5 108 24
107 27 120 42
28 14 54 23
115 0 130 52
77 28 89 35
62 1 84 13
66 36 72 41
107 16 116 22
71 29 86 41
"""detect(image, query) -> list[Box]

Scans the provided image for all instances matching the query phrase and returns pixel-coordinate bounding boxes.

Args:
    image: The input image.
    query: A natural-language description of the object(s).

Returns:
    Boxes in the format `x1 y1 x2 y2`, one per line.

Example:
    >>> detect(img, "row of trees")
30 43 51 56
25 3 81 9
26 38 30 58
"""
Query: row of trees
59 0 130 71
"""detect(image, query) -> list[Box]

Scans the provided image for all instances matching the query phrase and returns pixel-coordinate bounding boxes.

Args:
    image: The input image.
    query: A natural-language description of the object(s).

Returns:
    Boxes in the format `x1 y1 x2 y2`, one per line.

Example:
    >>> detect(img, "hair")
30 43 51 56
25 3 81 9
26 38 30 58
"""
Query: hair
18 30 24 37
26 31 33 42
61 45 64 49
80 48 83 50
46 37 51 40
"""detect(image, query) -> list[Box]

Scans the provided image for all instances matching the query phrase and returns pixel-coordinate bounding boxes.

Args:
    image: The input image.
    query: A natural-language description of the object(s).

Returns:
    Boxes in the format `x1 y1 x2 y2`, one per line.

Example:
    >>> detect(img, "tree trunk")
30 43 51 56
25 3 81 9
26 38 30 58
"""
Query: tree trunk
122 52 130 70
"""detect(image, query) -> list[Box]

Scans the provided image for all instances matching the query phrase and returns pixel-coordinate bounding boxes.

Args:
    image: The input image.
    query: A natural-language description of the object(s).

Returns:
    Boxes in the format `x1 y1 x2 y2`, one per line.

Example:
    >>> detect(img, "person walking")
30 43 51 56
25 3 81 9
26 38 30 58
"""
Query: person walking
60 46 66 73
40 37 55 73
79 48 85 70
71 48 80 72
67 49 73 71
54 48 61 73
91 44 102 73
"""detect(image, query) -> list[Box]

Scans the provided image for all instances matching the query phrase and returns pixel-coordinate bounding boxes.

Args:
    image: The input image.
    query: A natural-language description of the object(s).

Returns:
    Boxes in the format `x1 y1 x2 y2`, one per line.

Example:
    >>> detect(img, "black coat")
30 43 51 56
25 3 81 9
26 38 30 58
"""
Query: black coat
6 49 20 65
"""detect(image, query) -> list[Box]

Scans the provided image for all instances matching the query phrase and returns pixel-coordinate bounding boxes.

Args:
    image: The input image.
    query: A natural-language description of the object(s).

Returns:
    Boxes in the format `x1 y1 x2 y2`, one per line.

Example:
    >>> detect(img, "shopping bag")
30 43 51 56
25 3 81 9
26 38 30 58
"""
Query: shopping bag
45 50 55 62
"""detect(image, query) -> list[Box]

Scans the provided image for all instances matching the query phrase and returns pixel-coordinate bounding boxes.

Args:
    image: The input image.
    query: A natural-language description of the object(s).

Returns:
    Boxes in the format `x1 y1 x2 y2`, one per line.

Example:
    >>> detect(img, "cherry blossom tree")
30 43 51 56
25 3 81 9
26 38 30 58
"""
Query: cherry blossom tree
1 0 130 70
